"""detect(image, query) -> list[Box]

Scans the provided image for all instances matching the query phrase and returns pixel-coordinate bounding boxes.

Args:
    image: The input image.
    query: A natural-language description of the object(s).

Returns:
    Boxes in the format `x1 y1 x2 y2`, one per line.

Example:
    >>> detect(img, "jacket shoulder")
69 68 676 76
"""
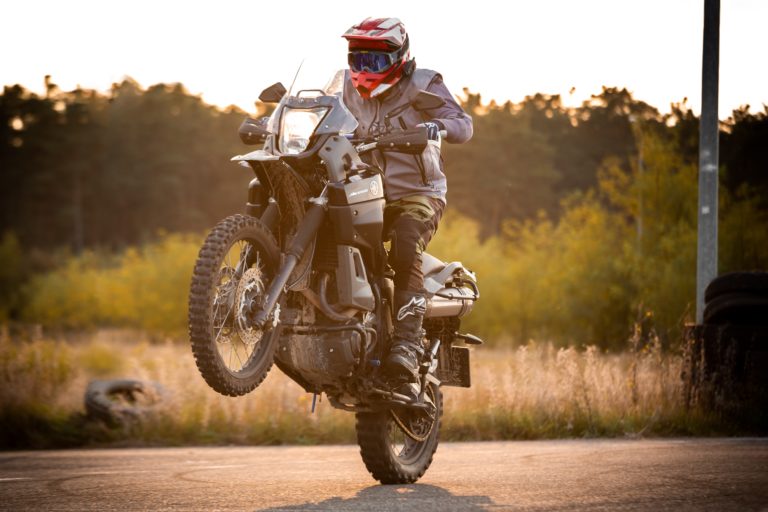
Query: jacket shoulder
410 68 440 90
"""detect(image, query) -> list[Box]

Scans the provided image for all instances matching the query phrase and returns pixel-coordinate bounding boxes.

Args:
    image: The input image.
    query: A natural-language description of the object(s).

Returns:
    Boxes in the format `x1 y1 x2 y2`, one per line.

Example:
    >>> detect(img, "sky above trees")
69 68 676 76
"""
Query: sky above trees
2 0 766 119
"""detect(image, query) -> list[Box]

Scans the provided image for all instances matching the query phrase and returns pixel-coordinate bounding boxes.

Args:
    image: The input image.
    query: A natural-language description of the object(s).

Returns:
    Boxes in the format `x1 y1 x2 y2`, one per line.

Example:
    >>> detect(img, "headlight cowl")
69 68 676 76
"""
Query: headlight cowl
279 107 329 155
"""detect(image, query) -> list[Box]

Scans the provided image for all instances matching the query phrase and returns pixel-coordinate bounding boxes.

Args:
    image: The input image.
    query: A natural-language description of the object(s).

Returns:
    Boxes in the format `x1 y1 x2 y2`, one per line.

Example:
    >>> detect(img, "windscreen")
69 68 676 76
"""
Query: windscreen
268 58 358 153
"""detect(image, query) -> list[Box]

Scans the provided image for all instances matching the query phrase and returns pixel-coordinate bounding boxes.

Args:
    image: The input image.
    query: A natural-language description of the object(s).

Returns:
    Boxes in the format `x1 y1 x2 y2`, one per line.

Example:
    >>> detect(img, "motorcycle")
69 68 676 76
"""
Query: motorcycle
188 71 481 484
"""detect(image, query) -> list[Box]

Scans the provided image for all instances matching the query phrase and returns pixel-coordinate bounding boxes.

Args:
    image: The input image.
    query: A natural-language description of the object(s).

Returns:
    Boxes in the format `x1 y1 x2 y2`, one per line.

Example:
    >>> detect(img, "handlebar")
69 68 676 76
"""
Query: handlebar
356 141 379 154
353 127 447 155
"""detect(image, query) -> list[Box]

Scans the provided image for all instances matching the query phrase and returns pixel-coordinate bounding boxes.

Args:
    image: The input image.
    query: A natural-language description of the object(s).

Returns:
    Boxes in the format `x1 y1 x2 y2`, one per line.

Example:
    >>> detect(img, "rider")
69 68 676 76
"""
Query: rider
341 18 473 383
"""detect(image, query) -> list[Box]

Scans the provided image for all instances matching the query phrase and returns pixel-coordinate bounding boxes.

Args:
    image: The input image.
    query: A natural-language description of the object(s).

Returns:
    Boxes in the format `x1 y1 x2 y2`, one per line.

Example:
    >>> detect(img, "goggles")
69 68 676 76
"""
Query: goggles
348 49 400 73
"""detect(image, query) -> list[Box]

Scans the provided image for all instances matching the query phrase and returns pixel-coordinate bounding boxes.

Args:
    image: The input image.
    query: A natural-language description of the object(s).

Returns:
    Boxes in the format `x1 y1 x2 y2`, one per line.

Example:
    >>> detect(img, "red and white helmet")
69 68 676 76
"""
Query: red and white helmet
342 17 411 99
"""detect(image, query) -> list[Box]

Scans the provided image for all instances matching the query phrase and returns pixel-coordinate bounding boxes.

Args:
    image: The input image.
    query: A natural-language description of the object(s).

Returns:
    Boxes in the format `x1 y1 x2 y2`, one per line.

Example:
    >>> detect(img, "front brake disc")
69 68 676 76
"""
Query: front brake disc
235 266 265 345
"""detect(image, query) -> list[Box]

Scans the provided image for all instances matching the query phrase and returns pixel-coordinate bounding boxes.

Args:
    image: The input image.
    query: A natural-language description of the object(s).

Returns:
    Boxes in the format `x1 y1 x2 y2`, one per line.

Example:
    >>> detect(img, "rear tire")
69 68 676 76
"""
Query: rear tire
355 383 442 484
189 214 281 397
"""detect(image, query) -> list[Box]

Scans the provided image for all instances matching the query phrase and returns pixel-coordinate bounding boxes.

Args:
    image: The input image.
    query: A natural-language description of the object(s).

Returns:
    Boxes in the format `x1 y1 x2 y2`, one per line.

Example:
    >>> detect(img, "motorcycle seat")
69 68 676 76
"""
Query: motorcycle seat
421 252 446 276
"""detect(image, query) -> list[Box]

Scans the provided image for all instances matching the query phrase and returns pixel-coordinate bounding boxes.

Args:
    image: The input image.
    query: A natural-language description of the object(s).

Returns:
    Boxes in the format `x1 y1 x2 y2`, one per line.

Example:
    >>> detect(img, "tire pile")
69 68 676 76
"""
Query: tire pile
684 272 768 430
703 272 768 325
84 379 168 427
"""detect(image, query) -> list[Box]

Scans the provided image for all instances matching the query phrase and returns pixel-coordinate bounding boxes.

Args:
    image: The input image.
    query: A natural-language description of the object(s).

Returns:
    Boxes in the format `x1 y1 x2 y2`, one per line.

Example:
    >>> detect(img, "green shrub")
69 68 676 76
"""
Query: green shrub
16 130 768 348
23 233 200 335
0 232 25 321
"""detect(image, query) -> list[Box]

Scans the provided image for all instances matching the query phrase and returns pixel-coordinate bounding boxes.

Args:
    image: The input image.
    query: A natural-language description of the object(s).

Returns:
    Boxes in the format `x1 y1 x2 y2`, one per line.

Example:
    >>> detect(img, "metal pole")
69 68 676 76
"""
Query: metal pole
696 0 720 324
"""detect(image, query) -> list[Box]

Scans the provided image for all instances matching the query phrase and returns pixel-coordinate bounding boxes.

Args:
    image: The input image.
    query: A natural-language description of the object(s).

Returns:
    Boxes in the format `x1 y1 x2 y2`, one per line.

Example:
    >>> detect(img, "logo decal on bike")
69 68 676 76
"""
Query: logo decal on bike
396 296 427 321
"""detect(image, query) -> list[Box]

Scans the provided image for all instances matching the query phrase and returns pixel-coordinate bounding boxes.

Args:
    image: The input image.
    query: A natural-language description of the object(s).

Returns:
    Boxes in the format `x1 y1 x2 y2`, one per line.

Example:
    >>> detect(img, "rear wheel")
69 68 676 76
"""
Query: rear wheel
355 383 442 484
188 214 281 397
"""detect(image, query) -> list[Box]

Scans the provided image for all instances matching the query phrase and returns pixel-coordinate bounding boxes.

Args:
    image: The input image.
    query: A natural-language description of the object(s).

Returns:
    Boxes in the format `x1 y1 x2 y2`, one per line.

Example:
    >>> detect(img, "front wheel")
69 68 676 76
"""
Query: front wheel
355 383 443 484
188 214 281 397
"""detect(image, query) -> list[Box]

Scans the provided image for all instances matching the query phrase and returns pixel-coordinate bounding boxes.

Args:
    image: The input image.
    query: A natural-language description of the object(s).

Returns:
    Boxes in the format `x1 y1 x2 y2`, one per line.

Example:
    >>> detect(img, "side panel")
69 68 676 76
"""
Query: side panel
336 245 375 311
327 174 384 206
328 198 385 253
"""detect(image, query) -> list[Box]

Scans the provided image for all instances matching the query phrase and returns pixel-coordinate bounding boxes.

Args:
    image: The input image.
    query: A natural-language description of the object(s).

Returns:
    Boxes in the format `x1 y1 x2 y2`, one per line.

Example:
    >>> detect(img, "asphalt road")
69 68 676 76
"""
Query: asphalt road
1 439 767 511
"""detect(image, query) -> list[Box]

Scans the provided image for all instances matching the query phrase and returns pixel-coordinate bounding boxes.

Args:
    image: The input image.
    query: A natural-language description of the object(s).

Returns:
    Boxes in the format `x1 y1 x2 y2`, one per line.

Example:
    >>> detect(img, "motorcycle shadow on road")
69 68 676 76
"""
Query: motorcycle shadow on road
256 483 494 511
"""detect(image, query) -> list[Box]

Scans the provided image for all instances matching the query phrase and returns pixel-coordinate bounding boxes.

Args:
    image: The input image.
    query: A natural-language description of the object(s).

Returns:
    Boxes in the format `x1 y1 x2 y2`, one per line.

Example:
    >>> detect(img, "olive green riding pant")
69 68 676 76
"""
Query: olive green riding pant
382 195 445 293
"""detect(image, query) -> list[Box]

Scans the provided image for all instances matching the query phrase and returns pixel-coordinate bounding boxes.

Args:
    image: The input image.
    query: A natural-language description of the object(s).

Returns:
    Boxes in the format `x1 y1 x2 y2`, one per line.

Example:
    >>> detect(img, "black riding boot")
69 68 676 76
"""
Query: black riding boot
384 290 427 383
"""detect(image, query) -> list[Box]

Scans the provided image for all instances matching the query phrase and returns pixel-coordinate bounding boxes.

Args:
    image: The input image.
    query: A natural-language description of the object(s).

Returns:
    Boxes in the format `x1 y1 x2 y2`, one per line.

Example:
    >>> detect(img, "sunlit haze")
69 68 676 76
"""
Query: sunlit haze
2 0 766 119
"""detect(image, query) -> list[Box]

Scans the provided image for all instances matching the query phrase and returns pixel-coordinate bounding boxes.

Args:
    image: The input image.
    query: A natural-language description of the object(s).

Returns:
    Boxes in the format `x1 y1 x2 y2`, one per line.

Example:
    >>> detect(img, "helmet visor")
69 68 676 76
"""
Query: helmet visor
348 50 398 73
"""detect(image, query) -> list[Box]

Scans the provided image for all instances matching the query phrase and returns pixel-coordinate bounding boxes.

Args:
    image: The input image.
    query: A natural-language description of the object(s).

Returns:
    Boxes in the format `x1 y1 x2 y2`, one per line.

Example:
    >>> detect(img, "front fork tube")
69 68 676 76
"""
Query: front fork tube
232 199 280 280
251 196 327 328
260 199 279 231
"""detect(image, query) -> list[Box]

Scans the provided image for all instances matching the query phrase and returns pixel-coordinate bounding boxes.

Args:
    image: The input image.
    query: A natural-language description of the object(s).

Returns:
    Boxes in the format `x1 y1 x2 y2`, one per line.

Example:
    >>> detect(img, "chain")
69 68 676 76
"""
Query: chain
389 387 437 442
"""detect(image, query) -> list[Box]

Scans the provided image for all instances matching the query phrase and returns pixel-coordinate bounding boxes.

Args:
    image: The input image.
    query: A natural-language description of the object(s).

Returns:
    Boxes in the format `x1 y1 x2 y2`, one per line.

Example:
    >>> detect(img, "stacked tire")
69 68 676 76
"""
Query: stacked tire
685 272 768 431
704 272 768 325
84 379 168 427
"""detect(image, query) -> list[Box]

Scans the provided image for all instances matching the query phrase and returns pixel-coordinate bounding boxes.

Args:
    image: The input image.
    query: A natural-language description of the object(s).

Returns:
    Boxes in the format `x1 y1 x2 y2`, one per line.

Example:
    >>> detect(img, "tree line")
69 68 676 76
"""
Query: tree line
443 87 767 236
1 77 767 345
1 78 254 252
2 78 766 249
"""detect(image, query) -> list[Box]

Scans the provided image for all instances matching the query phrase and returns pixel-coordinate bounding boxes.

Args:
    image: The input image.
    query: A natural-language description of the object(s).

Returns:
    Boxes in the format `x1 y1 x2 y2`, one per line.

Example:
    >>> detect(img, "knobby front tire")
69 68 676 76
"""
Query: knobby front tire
188 214 281 397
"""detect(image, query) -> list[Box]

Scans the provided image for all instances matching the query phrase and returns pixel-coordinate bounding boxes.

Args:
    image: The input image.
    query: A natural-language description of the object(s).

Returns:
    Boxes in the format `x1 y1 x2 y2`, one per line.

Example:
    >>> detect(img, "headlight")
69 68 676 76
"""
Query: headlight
279 107 328 155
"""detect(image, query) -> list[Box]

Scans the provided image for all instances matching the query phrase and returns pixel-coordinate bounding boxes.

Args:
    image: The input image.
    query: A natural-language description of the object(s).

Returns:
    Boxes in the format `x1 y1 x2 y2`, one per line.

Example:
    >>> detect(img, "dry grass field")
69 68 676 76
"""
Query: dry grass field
0 328 721 449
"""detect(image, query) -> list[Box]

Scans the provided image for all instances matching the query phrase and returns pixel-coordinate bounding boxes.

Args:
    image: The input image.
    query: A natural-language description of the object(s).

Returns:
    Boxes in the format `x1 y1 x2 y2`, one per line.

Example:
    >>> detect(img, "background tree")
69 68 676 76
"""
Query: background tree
442 92 560 237
2 78 767 345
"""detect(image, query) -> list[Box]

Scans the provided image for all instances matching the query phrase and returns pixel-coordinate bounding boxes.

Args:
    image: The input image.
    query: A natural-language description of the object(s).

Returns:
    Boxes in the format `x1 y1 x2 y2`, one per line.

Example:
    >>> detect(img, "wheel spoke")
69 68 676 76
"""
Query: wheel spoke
233 337 244 369
238 243 250 275
215 307 232 342
225 242 236 273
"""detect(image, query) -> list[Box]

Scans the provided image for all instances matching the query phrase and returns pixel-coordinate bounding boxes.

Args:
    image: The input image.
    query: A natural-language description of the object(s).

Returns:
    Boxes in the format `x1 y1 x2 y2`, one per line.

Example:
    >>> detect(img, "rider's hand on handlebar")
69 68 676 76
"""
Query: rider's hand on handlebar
419 121 443 141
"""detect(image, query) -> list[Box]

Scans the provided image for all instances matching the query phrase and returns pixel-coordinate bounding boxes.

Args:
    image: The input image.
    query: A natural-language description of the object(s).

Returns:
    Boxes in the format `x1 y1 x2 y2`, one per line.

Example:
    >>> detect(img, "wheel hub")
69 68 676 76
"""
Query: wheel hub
235 266 265 345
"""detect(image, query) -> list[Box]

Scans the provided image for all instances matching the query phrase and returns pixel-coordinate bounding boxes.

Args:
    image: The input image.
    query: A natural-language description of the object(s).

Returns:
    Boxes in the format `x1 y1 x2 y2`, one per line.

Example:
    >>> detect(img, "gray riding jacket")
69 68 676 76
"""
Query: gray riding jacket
341 68 473 203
